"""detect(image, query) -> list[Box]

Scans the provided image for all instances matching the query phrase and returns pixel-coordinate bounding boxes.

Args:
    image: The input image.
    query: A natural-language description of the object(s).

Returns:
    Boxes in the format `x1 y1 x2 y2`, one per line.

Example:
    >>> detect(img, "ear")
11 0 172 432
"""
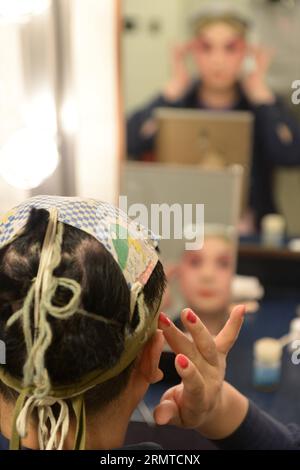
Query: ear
136 329 165 384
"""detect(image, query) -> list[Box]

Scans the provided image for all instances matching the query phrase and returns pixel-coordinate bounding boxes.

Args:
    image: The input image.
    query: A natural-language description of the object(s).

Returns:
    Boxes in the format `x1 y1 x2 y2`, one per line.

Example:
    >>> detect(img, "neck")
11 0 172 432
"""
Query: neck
0 393 133 450
198 83 239 110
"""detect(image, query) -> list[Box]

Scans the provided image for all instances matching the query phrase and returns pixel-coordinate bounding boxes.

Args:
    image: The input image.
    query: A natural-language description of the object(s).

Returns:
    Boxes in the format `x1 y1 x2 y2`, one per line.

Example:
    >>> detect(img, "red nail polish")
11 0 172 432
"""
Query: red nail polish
187 310 197 324
159 312 171 327
177 354 189 369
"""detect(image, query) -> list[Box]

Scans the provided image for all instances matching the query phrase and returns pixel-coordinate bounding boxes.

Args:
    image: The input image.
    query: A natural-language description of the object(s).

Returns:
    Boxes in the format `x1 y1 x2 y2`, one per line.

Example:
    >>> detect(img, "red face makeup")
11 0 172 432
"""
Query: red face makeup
191 22 247 89
195 37 245 54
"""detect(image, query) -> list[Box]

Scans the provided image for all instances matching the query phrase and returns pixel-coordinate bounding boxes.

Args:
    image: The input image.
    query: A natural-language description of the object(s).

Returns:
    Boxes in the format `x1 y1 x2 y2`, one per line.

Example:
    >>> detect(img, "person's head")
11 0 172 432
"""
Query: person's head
0 201 166 449
189 2 251 91
178 225 235 318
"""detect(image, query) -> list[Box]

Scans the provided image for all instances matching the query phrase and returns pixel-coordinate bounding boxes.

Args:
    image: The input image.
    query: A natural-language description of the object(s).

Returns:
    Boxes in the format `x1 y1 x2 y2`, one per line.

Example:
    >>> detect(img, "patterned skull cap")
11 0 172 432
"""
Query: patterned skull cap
0 195 160 311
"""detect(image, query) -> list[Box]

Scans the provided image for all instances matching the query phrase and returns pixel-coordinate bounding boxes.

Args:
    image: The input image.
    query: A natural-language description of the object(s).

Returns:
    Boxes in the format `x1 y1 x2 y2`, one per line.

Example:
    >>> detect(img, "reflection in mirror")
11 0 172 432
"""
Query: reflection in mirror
122 0 300 237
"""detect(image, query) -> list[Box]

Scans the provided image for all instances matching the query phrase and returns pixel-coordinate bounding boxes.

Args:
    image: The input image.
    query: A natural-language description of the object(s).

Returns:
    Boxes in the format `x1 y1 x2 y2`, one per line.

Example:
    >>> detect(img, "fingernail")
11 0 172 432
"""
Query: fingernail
159 312 171 327
177 354 189 369
187 309 197 324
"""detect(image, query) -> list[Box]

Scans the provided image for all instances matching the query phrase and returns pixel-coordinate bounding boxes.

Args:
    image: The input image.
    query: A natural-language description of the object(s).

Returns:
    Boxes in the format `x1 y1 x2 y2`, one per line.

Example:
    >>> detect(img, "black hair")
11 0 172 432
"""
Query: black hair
0 208 166 414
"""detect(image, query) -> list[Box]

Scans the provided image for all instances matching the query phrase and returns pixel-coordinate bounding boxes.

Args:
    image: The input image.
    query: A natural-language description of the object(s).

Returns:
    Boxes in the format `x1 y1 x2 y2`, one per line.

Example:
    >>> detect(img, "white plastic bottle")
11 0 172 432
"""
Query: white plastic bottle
253 338 282 391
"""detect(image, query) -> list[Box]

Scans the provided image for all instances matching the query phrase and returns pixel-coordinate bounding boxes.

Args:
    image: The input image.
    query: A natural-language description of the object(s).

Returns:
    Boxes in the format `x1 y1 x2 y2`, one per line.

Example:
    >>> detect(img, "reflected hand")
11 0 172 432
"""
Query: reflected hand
163 42 194 101
241 45 275 105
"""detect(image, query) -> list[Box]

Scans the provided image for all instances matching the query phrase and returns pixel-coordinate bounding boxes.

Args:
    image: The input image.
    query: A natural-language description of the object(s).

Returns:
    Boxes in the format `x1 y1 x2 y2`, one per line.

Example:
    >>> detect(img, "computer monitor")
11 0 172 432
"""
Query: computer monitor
155 108 253 209
121 161 243 263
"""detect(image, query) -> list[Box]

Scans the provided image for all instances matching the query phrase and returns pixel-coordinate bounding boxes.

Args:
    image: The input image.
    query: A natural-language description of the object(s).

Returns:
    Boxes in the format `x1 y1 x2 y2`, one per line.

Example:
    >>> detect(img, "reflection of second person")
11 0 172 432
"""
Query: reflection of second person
177 225 235 336
127 3 300 228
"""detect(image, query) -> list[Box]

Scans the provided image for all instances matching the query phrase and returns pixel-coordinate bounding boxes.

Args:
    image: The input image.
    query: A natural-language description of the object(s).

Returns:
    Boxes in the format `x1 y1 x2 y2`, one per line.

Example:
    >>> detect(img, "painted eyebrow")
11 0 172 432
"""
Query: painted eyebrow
197 38 243 48
184 252 203 259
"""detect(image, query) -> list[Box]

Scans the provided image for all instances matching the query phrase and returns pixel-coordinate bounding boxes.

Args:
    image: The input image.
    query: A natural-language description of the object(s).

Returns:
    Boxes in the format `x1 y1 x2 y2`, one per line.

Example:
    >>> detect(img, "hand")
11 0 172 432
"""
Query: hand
163 43 194 101
241 45 276 105
154 305 248 437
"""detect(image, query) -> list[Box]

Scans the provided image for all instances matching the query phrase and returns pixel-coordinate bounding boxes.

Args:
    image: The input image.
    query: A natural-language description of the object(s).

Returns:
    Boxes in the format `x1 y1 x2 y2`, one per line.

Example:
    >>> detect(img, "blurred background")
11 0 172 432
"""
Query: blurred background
123 0 300 235
0 0 121 214
0 0 300 450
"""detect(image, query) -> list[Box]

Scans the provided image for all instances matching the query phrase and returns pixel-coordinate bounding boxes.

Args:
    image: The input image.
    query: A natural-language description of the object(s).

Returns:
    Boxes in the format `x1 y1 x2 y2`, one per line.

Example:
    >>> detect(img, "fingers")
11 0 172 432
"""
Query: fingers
154 355 206 427
185 39 198 52
215 305 246 355
175 354 205 398
176 40 195 54
154 399 180 426
181 309 218 366
158 312 195 358
160 305 244 361
172 43 190 61
248 44 275 57
247 45 275 69
175 354 206 426
158 384 182 404
159 309 218 365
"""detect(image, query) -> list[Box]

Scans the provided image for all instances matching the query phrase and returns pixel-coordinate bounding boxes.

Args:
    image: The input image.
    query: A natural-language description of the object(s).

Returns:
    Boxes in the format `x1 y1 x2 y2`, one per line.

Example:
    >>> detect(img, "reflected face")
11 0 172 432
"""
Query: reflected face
178 237 235 315
192 22 247 90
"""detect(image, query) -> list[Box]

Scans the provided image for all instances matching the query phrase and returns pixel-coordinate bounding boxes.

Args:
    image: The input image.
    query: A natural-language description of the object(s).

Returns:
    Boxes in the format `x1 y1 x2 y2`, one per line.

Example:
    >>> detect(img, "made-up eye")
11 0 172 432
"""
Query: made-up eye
197 40 212 52
225 42 238 53
187 255 203 268
216 256 232 269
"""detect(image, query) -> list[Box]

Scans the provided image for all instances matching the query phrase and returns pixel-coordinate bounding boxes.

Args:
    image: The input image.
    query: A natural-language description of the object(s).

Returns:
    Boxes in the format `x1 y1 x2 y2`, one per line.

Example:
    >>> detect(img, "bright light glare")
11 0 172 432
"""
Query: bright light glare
22 90 57 136
0 0 50 21
60 98 79 134
0 128 59 189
